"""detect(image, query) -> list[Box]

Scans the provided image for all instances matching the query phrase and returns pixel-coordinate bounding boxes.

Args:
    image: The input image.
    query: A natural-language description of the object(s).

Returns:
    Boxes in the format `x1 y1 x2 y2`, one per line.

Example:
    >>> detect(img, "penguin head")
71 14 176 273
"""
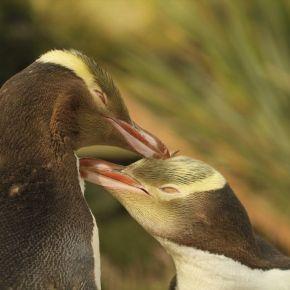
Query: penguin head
0 49 169 158
38 49 170 157
79 156 253 251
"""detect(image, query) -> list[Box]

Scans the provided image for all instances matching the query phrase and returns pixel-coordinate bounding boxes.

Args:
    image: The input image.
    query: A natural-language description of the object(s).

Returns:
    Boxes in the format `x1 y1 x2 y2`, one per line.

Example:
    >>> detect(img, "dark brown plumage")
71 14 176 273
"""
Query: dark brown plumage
0 50 169 289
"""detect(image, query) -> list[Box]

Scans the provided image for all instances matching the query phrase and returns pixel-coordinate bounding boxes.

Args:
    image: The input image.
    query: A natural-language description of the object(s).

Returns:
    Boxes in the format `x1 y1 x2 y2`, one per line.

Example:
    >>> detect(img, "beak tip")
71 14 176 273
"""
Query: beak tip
106 117 170 159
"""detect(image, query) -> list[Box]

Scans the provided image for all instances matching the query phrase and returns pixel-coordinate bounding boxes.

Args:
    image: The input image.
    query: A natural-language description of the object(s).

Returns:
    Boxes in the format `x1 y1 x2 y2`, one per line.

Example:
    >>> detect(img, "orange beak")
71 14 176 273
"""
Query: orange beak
79 158 149 194
105 117 170 159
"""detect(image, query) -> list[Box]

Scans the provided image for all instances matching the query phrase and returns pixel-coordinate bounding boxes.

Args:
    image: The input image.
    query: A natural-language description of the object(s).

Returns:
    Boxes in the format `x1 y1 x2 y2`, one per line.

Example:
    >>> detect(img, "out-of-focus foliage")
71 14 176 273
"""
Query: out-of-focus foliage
1 1 289 289
0 0 54 83
35 0 290 213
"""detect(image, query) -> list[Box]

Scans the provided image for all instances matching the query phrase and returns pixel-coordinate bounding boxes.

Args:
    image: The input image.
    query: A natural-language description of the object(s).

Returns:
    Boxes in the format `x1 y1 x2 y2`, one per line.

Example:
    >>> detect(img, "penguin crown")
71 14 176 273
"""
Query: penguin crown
38 50 94 87
124 156 226 197
38 49 117 108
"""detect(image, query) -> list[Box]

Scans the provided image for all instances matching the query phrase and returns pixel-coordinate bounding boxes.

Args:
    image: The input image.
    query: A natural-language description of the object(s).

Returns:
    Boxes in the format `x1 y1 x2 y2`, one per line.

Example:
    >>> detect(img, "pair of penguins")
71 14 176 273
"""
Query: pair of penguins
0 50 289 290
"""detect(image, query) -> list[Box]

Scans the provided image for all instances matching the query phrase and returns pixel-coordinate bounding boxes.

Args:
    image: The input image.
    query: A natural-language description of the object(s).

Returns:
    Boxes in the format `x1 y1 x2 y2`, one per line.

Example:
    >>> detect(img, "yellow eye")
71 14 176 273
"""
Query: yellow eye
160 186 180 194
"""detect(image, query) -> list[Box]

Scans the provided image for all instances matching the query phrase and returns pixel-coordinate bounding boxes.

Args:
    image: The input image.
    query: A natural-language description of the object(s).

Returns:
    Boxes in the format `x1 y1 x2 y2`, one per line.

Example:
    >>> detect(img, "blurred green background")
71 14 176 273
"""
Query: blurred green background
1 1 289 289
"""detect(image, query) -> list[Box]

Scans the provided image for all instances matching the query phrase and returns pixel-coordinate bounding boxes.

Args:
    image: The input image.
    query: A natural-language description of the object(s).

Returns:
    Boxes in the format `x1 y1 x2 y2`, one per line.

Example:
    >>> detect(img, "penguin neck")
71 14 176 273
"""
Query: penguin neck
0 140 82 202
0 69 81 199
156 185 290 271
158 238 290 290
0 90 84 204
0 62 84 165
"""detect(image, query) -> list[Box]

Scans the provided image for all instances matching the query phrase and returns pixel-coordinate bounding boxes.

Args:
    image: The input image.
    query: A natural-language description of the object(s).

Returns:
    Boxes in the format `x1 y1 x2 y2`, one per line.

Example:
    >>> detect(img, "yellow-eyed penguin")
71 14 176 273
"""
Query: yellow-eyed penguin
0 49 169 290
80 156 290 290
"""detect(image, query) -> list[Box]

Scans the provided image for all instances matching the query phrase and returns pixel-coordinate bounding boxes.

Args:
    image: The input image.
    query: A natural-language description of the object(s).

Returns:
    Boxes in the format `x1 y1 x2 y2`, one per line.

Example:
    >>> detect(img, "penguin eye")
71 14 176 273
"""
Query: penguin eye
160 186 180 194
93 89 107 105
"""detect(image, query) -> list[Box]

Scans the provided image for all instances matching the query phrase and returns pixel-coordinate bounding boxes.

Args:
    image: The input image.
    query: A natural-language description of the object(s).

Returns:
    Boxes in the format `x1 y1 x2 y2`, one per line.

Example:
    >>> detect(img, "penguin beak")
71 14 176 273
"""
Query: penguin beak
79 158 149 194
105 117 170 159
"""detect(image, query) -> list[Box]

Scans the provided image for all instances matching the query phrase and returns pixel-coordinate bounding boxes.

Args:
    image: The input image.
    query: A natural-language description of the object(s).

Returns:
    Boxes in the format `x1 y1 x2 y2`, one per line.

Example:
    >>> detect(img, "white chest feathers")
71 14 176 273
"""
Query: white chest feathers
75 155 101 289
91 214 101 290
158 238 290 290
